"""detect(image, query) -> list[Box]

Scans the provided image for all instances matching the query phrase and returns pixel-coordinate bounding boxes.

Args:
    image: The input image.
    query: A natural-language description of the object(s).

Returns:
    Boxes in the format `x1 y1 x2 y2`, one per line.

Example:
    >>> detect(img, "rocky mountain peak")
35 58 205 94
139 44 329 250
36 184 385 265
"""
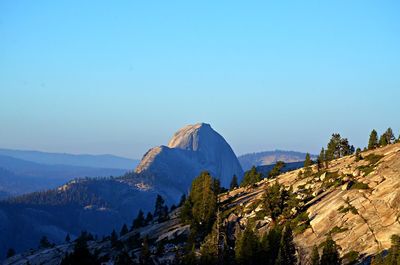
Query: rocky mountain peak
167 122 212 151
135 123 243 189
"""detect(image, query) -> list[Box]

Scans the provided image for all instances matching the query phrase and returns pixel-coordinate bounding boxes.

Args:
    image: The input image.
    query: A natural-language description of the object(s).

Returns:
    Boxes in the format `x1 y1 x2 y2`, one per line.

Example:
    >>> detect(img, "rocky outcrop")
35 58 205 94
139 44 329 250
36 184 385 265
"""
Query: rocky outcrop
295 144 400 261
136 123 243 189
219 143 400 264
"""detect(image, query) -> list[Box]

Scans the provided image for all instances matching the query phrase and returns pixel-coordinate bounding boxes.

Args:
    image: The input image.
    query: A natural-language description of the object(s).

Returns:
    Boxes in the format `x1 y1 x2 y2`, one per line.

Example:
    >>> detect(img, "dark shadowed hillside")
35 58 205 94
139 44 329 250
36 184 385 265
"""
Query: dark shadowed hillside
0 173 166 257
0 148 139 169
0 155 129 197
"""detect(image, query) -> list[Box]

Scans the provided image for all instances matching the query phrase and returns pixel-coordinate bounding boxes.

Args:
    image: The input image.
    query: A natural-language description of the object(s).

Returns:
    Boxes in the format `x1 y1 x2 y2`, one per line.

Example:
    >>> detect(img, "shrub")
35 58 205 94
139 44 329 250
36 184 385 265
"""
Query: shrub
291 212 311 235
342 251 359 265
365 154 383 165
349 181 369 190
329 226 348 235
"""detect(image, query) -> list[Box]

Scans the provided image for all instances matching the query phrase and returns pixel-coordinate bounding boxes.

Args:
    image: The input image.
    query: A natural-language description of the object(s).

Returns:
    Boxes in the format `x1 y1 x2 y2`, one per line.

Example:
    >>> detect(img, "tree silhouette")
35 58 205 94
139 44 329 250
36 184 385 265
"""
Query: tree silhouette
368 129 378 149
230 175 239 190
320 236 340 265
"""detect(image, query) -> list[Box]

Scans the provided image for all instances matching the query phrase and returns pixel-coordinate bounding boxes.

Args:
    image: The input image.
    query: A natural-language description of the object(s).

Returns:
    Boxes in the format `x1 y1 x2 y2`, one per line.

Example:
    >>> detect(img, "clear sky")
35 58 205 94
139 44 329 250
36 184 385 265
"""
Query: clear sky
1 1 399 159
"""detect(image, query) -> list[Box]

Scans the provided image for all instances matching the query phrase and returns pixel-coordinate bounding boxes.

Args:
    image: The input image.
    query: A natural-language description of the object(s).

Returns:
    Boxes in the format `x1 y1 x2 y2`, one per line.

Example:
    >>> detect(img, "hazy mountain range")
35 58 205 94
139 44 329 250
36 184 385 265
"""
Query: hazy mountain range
238 150 318 171
0 148 138 169
0 149 139 198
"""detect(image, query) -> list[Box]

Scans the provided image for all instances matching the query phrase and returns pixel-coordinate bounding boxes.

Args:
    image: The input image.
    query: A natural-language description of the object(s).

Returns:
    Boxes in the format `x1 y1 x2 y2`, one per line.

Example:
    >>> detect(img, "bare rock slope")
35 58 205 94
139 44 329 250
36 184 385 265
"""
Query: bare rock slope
220 143 400 263
135 123 244 188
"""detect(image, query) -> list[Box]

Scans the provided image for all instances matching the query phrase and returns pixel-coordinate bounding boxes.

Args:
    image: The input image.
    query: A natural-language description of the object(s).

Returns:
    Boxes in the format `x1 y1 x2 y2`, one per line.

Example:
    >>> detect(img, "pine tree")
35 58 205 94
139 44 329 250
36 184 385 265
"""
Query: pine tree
154 194 165 218
241 166 262 187
275 225 297 265
259 232 271 263
235 227 260 265
379 134 388 146
384 128 395 145
263 182 286 220
213 178 221 194
201 206 231 265
368 129 378 149
153 195 169 222
39 236 53 249
178 194 186 207
317 148 325 170
120 224 129 237
326 133 352 161
6 248 15 258
311 245 320 265
269 161 286 178
187 171 218 235
303 153 313 177
132 210 145 229
377 127 395 147
304 153 312 167
267 226 283 265
349 145 355 155
65 233 71 243
320 236 340 265
139 236 151 265
303 153 312 177
199 225 219 265
355 148 362 162
110 229 118 246
145 212 153 225
77 231 94 242
179 197 193 224
387 234 400 265
326 134 341 160
340 138 352 156
115 251 134 265
230 175 239 190
60 234 100 265
371 253 385 265
161 205 169 222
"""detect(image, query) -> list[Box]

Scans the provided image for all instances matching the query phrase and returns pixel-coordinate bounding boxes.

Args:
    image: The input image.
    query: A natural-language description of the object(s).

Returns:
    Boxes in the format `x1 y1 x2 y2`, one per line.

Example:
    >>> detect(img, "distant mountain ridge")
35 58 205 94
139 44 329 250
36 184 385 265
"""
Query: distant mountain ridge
0 148 139 198
0 148 139 169
238 150 317 171
256 161 305 176
0 154 129 198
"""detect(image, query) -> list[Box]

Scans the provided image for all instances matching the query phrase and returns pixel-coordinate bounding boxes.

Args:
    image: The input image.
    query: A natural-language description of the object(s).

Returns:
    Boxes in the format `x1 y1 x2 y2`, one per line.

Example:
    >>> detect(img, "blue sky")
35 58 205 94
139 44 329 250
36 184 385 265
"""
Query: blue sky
1 1 399 158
